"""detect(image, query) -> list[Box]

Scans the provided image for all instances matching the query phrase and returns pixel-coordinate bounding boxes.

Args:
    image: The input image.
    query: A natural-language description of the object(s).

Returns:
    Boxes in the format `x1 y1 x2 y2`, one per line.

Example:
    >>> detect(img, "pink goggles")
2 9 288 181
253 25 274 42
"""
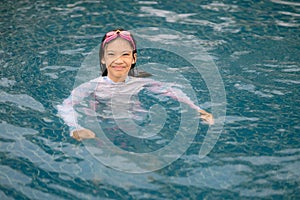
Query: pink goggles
102 30 136 50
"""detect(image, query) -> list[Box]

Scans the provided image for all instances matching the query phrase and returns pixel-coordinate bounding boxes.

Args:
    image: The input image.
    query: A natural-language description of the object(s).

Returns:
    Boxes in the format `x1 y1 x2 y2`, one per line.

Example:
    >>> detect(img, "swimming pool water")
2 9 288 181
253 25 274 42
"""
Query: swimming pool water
1 0 300 199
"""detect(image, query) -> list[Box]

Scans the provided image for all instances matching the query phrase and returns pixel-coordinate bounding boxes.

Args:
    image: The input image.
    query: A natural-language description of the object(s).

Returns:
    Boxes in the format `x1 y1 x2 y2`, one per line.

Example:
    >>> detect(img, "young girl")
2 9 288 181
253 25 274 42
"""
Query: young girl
57 29 214 141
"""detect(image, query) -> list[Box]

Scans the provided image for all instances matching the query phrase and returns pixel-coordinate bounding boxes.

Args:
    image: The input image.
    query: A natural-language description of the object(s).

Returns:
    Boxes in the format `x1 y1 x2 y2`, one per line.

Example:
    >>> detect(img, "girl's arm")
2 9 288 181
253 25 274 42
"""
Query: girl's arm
148 81 214 125
57 78 99 137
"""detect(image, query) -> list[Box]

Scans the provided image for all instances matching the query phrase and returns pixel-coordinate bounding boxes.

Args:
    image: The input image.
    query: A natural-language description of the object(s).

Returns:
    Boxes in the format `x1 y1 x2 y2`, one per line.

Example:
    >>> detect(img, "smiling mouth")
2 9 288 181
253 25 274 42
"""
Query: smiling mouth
112 66 125 70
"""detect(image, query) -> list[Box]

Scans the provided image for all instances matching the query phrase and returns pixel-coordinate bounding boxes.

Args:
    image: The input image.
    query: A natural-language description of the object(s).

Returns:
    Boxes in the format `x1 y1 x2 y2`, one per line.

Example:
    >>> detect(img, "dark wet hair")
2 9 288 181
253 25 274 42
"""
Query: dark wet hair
99 28 138 76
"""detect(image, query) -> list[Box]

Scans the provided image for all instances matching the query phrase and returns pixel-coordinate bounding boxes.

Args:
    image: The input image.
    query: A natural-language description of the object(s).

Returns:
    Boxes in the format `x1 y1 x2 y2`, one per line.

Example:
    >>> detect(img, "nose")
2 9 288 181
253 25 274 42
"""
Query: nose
113 56 124 64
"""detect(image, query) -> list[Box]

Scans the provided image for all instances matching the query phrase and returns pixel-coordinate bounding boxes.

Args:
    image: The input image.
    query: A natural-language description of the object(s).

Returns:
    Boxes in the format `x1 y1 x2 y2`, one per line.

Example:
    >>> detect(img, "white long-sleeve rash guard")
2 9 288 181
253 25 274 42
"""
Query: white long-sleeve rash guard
57 76 201 136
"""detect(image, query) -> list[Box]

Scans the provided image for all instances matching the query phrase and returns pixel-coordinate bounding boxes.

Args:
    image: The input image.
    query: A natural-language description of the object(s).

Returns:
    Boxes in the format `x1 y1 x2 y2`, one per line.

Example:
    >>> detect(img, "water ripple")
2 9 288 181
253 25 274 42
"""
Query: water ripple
0 91 45 112
271 0 300 6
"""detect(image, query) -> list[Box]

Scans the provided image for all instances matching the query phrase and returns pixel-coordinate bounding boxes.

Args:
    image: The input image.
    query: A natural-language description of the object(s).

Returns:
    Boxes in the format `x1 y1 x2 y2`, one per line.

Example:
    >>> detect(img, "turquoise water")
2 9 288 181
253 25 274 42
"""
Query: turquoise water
1 0 300 199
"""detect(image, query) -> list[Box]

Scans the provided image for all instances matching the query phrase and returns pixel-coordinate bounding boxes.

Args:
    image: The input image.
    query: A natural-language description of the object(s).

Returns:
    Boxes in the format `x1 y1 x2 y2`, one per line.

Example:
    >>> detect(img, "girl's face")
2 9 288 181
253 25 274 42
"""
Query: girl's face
101 37 136 82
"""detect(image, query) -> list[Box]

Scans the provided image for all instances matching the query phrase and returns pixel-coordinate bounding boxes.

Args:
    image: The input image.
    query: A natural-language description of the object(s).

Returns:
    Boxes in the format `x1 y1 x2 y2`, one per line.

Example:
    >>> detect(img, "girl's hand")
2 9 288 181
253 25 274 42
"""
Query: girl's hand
72 129 96 141
198 109 214 125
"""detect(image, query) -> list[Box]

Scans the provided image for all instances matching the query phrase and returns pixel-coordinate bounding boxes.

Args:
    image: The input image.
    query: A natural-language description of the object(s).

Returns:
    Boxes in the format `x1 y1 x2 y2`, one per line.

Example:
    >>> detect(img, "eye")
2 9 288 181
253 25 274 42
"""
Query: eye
122 52 131 57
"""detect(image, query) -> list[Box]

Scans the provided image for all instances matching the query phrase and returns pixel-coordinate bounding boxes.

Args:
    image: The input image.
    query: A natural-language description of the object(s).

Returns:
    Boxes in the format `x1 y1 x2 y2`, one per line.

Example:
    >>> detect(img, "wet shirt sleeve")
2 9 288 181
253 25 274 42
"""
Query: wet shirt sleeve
57 78 99 135
147 80 201 111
